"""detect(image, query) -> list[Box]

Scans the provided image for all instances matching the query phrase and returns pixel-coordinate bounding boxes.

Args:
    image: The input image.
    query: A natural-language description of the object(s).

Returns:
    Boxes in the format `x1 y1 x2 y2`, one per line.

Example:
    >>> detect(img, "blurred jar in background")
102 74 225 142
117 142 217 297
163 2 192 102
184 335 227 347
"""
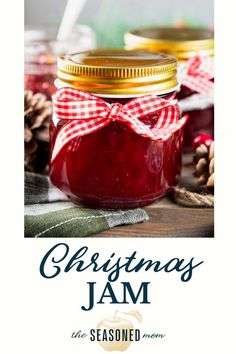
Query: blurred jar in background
124 27 214 150
24 25 96 99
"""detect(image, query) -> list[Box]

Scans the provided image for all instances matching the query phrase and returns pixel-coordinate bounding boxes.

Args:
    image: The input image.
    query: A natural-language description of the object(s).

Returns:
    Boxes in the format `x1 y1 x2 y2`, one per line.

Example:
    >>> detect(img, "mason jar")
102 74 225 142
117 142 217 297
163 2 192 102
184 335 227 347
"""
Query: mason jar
50 49 187 209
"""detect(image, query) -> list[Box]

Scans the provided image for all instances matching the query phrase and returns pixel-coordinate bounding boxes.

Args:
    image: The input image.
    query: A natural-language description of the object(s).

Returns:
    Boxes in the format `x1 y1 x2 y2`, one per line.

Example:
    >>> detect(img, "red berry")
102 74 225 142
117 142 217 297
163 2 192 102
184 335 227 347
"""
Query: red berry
192 134 213 150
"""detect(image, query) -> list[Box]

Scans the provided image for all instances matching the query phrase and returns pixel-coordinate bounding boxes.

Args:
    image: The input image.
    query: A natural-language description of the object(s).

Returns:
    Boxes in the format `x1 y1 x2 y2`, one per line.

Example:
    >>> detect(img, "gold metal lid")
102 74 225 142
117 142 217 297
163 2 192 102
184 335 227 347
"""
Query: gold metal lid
56 49 178 95
124 27 214 61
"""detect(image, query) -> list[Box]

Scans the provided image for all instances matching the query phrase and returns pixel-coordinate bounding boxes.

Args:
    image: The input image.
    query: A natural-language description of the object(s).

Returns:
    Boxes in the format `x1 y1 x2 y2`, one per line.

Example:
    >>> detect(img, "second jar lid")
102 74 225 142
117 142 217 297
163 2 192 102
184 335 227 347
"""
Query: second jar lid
56 49 178 96
124 27 214 61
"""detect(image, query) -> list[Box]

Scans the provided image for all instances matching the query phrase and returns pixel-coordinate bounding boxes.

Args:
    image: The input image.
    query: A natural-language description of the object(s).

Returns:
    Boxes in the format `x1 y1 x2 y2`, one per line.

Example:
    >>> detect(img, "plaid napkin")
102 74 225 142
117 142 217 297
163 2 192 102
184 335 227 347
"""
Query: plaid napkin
24 173 149 238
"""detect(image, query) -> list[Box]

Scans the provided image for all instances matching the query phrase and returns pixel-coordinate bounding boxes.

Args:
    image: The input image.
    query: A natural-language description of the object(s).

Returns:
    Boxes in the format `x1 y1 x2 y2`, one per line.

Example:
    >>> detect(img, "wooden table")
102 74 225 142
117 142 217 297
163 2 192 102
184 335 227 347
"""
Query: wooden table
91 154 214 238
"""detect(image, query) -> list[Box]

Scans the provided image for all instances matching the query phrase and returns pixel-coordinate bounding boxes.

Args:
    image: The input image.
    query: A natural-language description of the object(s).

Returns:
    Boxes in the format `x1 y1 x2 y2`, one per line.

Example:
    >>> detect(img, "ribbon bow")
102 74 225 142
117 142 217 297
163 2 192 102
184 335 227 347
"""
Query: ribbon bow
51 88 187 162
180 55 214 95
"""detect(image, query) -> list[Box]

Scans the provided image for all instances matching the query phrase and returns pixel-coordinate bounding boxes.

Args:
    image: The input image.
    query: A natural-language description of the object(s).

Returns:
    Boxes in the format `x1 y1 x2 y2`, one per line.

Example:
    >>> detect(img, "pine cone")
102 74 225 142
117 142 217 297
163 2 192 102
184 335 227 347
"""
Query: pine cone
194 141 214 191
24 90 52 174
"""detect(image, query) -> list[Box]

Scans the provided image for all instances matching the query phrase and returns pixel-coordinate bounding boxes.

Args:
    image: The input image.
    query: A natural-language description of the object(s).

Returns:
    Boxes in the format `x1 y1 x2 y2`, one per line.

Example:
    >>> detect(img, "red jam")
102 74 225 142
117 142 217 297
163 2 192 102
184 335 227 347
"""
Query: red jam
24 52 57 99
50 95 183 209
24 71 56 99
177 85 214 149
50 49 184 209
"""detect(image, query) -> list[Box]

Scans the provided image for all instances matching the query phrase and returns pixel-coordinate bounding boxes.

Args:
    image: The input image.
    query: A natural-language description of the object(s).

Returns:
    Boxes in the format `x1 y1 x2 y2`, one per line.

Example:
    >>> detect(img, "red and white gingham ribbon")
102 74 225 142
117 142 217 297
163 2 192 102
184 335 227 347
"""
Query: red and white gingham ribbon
181 55 214 94
51 88 187 162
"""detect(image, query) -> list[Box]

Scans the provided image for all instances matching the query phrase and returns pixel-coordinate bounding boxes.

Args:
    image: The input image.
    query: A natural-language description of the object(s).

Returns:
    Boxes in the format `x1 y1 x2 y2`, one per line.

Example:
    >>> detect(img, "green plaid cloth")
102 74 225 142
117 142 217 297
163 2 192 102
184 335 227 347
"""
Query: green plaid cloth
24 173 149 238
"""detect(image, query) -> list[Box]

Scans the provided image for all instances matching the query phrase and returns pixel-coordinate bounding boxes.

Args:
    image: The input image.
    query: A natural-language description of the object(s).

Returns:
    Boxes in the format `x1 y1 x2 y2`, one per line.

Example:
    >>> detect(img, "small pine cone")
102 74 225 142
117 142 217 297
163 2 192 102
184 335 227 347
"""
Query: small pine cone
195 158 209 176
207 173 214 189
193 141 214 192
209 157 214 175
194 144 208 162
24 90 52 174
209 141 214 160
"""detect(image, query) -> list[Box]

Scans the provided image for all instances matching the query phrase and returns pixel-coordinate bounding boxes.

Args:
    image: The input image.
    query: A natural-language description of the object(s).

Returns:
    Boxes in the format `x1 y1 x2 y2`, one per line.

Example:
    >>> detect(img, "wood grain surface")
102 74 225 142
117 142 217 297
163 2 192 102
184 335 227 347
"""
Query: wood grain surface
91 154 214 238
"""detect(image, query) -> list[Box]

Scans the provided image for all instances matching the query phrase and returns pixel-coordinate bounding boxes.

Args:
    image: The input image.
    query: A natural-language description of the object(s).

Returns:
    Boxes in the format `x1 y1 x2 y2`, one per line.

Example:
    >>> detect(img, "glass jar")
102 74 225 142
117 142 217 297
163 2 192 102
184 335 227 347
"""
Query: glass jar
50 49 186 209
125 27 214 150
24 25 96 99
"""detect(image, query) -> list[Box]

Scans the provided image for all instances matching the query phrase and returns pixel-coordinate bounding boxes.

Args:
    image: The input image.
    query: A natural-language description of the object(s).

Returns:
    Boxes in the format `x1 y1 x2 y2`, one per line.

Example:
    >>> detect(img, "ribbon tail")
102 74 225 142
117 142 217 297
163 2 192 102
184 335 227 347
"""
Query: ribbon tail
182 77 214 95
51 118 108 163
120 102 181 140
122 115 157 139
151 115 189 141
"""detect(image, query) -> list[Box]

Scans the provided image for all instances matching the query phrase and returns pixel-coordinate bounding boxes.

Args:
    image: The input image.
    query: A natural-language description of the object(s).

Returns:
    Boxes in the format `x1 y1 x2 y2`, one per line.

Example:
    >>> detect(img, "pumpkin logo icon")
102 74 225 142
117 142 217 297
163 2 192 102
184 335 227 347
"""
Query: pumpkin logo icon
96 311 142 352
